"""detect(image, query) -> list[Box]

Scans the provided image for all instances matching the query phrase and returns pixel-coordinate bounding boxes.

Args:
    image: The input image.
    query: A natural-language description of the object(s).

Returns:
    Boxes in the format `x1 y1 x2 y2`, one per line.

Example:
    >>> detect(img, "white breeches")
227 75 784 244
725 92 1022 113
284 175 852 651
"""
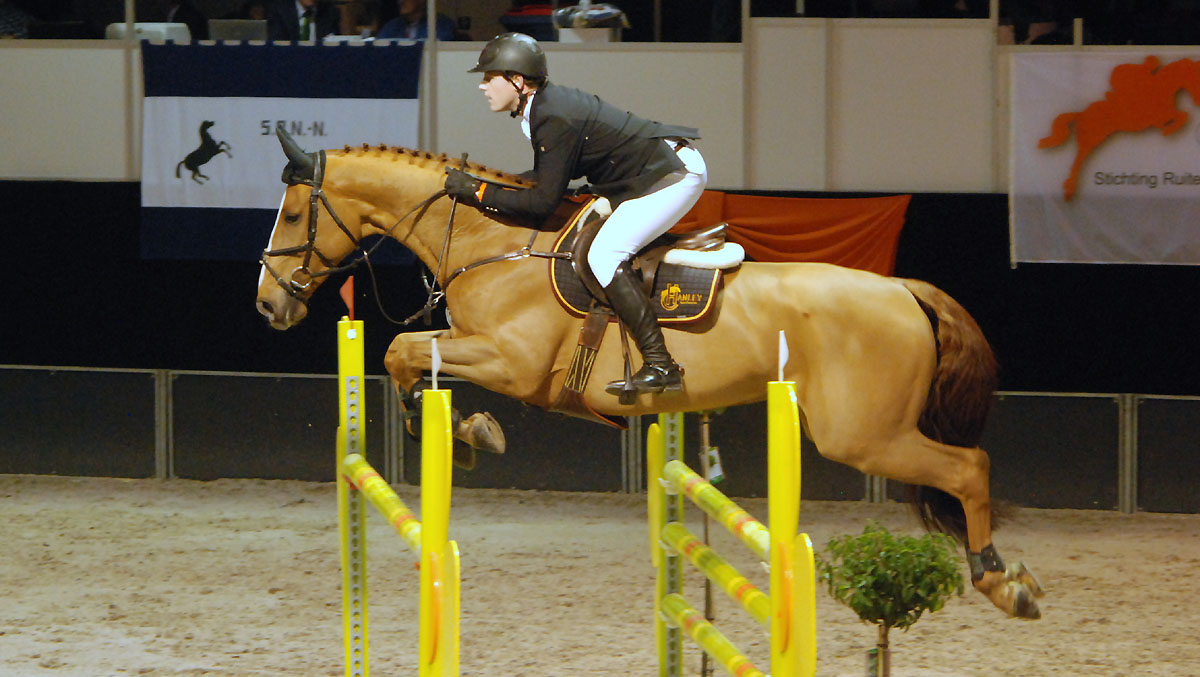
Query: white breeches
587 144 708 286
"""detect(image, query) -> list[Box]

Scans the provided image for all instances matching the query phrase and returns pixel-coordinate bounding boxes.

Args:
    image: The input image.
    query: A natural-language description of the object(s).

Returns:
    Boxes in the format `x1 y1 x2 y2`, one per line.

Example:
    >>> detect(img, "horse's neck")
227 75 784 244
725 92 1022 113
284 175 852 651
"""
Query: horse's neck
324 151 530 277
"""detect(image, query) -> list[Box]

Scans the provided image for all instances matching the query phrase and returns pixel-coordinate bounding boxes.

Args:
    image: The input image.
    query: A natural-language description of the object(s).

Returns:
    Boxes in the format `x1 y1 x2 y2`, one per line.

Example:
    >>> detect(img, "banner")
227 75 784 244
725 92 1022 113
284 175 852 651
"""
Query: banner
1011 52 1200 265
674 191 910 275
140 42 422 260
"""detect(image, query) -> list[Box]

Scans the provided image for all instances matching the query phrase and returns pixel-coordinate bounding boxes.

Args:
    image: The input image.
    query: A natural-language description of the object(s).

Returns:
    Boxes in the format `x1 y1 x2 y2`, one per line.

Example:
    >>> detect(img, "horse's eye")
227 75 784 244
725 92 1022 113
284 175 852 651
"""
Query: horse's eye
284 213 301 224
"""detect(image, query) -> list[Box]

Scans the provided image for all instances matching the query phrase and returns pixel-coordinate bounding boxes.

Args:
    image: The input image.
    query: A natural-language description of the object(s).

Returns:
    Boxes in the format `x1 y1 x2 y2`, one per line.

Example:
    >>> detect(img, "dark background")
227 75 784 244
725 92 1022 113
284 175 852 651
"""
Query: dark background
4 180 1197 397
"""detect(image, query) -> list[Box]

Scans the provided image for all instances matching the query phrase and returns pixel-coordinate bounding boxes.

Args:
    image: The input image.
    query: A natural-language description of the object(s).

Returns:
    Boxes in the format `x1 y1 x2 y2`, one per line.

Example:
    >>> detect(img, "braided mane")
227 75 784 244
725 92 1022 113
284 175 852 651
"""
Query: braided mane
331 143 532 189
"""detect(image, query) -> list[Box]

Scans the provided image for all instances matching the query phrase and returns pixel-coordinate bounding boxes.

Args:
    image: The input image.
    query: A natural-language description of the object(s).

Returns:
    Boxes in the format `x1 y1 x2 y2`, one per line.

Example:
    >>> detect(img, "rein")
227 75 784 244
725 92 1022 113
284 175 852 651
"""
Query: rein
261 155 569 326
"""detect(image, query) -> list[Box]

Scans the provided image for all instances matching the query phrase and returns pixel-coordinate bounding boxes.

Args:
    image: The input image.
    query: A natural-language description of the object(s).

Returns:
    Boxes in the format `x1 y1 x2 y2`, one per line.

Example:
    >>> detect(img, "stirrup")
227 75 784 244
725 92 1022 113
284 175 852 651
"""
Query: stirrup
604 363 682 397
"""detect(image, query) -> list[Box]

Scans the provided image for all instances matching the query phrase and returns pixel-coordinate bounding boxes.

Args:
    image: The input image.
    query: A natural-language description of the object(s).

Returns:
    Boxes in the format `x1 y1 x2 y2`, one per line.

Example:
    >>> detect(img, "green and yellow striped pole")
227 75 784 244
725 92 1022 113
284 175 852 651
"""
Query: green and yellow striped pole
337 317 370 677
649 415 686 677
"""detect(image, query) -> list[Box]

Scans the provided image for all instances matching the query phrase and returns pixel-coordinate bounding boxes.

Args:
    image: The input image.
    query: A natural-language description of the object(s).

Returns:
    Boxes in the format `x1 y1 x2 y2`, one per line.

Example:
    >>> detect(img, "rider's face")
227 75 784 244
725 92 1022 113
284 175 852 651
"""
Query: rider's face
479 71 523 114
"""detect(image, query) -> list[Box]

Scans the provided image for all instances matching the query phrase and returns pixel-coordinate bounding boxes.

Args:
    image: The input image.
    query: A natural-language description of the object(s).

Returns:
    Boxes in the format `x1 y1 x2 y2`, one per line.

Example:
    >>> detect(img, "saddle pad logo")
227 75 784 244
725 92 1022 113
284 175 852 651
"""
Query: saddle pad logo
659 283 702 311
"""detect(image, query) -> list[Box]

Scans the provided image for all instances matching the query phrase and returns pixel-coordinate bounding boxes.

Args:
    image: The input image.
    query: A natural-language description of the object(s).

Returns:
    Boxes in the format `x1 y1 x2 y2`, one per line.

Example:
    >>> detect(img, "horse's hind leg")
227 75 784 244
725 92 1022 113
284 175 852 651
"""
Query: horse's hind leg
827 429 1043 619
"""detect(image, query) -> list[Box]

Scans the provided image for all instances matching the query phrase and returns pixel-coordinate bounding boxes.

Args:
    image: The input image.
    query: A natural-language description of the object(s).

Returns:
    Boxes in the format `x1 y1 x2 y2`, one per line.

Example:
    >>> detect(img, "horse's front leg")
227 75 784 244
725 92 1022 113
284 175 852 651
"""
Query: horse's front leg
384 329 447 394
384 330 509 467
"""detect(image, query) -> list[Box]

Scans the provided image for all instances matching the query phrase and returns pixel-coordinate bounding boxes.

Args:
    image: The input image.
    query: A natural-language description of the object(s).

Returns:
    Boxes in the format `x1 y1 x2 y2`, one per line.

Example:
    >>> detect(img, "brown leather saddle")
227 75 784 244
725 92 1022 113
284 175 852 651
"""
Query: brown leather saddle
547 197 743 425
549 197 728 323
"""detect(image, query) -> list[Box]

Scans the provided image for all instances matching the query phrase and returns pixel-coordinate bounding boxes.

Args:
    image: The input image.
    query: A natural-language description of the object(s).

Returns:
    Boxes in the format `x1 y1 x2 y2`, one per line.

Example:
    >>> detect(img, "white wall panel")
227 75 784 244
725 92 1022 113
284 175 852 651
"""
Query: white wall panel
828 20 996 192
746 19 829 190
0 44 138 181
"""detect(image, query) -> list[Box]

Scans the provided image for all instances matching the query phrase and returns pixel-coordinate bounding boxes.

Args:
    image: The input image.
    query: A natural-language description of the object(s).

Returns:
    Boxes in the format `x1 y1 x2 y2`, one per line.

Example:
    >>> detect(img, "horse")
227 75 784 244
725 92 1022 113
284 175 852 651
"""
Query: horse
176 120 232 184
255 130 1045 620
1038 56 1200 201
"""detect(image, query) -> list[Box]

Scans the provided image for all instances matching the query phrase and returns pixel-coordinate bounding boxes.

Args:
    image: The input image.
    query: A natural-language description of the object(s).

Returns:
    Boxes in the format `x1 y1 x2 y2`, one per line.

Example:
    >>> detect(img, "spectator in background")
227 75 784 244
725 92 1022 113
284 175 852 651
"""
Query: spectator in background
376 0 455 40
337 0 380 37
226 0 268 20
0 0 33 37
165 0 208 40
266 0 338 41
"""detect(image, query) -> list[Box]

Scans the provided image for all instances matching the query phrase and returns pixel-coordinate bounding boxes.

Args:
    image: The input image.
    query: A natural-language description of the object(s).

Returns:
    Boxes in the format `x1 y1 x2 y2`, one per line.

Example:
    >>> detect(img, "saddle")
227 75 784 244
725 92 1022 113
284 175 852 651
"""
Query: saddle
549 197 743 322
548 196 745 426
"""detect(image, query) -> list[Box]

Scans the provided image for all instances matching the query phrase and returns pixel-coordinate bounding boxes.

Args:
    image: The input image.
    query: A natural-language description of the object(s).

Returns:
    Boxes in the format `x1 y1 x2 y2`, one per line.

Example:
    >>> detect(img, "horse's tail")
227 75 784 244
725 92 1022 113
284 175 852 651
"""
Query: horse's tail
175 160 184 178
898 278 999 544
1038 112 1078 149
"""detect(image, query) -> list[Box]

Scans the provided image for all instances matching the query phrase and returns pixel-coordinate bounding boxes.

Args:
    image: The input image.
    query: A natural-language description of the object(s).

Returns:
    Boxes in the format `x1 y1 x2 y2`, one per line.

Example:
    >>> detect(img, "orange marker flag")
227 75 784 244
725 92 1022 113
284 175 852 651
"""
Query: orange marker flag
340 276 355 321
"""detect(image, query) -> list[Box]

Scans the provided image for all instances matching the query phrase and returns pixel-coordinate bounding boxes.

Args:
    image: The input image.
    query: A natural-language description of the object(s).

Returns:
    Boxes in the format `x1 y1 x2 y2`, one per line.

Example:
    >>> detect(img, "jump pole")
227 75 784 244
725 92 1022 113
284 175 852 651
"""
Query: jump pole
649 381 817 677
337 316 460 677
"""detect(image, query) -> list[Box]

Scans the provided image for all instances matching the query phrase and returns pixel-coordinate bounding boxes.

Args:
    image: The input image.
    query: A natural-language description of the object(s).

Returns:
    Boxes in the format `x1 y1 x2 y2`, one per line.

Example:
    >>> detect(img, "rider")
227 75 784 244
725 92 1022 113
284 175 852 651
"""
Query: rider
444 32 708 396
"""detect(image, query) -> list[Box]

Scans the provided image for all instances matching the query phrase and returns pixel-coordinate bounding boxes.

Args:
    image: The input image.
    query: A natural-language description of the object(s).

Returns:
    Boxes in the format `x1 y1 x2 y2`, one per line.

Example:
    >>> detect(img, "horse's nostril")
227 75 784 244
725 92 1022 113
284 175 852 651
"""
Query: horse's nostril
257 299 275 318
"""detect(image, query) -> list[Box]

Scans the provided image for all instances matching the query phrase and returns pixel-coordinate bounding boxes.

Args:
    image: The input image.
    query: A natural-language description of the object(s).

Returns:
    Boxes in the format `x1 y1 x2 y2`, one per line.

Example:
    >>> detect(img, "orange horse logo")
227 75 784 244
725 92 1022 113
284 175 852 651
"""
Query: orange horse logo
1038 56 1200 200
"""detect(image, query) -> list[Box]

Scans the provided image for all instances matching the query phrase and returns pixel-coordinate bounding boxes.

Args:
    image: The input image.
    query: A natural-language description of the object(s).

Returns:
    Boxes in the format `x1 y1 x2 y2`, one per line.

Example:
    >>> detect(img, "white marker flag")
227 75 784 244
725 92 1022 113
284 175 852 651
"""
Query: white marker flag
778 330 789 382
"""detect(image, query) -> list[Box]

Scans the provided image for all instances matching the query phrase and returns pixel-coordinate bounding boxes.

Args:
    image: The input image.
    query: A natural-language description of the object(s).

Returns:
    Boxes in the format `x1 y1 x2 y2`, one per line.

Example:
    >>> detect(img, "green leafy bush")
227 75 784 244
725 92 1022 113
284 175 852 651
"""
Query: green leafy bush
815 521 964 674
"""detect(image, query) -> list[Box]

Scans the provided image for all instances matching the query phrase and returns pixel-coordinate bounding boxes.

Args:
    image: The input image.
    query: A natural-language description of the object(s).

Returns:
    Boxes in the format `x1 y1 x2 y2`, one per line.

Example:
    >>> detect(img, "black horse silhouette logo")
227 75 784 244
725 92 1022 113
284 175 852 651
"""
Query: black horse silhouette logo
176 120 232 184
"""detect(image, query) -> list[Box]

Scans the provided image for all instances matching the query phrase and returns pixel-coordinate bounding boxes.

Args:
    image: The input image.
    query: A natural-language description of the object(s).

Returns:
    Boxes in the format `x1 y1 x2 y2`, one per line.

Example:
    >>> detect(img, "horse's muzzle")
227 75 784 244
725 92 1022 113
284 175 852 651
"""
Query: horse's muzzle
256 291 308 330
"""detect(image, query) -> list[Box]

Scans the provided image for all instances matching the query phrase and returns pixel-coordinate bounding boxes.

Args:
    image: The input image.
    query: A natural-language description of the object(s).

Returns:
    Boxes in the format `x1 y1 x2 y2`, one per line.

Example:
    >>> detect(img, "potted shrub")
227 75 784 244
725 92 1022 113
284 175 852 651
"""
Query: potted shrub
815 521 964 676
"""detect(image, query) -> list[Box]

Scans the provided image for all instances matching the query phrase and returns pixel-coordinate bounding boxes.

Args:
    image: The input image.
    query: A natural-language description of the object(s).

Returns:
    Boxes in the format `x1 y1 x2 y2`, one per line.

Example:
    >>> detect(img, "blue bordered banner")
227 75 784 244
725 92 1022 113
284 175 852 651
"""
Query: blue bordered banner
140 42 422 261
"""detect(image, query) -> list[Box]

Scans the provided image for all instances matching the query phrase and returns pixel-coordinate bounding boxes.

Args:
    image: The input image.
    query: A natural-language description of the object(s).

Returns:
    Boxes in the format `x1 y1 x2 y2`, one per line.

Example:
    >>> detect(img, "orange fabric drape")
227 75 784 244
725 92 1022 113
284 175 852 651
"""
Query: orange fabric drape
672 190 912 276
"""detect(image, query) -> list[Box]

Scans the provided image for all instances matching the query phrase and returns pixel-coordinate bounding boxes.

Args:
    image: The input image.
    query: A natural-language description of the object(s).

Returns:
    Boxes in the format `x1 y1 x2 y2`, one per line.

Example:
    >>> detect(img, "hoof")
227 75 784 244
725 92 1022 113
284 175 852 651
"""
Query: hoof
457 412 506 455
1009 582 1041 620
452 443 477 471
975 571 1043 620
1007 561 1046 598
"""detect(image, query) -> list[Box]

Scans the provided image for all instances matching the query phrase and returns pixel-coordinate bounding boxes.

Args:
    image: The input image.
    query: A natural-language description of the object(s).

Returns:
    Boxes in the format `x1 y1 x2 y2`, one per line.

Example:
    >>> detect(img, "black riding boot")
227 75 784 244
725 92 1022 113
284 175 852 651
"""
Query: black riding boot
603 262 682 395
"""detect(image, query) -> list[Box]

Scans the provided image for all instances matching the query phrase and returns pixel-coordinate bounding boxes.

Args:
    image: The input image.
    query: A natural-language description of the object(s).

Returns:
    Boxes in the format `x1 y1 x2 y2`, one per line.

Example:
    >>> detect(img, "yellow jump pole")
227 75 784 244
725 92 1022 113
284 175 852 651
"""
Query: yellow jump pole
660 522 770 627
660 594 766 677
662 460 770 563
337 317 369 677
419 388 459 677
767 381 816 677
342 453 422 555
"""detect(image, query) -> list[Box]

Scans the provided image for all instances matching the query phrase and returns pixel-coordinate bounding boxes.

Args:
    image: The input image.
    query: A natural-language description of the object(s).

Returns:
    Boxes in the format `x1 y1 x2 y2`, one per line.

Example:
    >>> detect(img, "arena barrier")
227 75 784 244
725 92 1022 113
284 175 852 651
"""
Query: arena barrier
648 381 817 677
336 317 460 677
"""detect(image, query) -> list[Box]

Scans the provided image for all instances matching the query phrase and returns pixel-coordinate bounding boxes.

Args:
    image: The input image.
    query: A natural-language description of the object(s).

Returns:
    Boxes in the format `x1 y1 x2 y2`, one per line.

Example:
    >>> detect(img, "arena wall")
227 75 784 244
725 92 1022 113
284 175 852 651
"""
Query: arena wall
1 20 1197 511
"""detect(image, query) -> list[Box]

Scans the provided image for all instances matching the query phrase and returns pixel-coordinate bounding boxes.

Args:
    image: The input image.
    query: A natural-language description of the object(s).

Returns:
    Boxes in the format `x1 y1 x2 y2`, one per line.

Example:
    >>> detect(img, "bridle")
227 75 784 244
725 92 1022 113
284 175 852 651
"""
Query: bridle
260 149 445 323
261 151 355 302
261 147 569 326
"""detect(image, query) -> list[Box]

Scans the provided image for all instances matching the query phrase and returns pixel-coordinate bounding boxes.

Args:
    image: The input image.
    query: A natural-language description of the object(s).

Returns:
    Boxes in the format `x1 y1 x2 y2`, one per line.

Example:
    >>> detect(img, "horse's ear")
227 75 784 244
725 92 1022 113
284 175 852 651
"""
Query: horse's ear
277 126 317 184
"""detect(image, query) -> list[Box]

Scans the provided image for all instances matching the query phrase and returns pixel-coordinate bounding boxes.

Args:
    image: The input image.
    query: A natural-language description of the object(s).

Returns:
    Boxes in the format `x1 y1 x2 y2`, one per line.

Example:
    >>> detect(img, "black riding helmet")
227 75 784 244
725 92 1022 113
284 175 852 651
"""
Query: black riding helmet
469 33 548 118
468 32 548 81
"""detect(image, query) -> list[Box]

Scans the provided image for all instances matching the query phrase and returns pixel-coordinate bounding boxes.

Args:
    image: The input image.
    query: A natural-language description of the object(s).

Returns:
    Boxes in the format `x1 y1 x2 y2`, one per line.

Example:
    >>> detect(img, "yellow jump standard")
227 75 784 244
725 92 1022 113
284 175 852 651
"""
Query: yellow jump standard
337 317 460 677
650 381 817 677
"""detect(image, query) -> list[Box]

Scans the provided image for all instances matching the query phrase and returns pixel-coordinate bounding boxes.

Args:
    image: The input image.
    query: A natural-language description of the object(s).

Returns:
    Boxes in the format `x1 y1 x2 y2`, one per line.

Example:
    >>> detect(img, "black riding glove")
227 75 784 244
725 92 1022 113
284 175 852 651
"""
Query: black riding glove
445 168 484 205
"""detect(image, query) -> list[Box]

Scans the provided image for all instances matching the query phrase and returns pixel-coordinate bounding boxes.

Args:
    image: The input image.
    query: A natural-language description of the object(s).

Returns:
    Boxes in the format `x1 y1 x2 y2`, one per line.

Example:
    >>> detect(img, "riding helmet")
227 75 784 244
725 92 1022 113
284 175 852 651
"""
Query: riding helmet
468 32 548 81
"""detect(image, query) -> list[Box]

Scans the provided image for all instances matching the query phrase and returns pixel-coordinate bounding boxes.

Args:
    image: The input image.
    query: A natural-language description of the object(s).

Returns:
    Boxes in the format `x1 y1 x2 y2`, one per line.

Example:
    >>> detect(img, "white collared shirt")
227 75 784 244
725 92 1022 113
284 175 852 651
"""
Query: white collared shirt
520 91 536 140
